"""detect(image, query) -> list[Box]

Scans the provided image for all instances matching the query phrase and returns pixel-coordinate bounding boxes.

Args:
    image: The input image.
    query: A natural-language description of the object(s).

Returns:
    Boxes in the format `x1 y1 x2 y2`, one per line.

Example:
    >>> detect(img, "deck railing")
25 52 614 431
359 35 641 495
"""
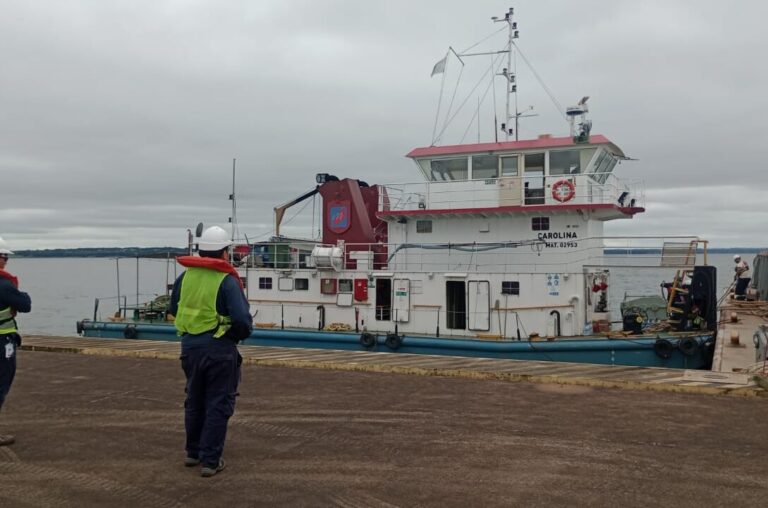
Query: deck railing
239 236 706 274
379 173 645 212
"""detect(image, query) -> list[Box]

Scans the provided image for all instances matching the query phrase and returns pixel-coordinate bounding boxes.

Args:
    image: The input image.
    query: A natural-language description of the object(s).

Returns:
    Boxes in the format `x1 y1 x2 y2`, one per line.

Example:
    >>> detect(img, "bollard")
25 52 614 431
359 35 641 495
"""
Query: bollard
730 312 739 323
730 331 740 346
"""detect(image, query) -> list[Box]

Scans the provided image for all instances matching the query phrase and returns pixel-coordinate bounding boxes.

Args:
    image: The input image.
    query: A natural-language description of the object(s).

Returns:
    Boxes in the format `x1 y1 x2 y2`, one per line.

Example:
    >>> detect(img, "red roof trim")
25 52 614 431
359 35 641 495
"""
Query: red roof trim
378 204 644 218
406 135 615 158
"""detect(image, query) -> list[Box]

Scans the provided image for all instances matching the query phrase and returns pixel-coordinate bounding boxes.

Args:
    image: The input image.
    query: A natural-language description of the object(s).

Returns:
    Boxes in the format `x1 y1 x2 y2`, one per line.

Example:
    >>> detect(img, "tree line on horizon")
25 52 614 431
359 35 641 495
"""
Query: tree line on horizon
14 247 188 258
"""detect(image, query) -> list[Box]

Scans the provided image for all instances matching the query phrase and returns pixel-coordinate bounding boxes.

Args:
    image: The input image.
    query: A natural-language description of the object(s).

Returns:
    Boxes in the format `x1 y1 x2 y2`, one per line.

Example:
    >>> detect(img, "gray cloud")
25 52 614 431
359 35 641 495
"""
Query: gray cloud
1 0 766 249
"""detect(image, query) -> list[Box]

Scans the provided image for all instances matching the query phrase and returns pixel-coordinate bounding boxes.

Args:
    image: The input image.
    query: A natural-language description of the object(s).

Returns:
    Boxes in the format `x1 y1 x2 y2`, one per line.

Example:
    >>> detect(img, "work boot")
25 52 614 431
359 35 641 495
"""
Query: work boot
0 435 15 446
200 458 226 478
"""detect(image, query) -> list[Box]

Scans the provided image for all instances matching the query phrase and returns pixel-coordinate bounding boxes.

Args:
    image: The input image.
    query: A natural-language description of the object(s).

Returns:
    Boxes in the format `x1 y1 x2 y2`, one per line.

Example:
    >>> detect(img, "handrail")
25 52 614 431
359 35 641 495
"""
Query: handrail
237 235 709 274
378 172 645 212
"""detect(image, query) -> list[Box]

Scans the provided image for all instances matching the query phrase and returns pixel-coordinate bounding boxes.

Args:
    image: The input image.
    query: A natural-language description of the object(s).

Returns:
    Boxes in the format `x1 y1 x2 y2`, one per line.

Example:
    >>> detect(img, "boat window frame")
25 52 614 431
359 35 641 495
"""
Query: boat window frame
338 278 354 293
500 154 520 177
429 156 469 181
588 150 608 182
593 151 618 184
258 277 273 290
470 154 499 180
501 281 520 295
532 217 550 231
548 149 582 176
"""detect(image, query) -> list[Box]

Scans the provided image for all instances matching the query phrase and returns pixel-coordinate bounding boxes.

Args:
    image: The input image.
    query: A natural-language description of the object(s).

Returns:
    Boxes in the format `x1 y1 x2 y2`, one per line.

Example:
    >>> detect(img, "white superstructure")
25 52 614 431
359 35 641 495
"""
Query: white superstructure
239 8 654 340
242 132 647 339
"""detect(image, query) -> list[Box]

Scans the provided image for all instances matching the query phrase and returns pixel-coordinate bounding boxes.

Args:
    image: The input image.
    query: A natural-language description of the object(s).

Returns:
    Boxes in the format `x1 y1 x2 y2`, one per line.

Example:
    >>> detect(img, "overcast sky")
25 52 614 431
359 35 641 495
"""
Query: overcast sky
1 0 767 250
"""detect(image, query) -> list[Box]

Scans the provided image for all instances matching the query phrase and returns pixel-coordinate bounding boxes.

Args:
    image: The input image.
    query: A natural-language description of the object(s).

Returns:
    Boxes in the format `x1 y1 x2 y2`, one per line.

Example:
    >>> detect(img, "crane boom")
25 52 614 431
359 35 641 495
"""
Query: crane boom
274 186 320 237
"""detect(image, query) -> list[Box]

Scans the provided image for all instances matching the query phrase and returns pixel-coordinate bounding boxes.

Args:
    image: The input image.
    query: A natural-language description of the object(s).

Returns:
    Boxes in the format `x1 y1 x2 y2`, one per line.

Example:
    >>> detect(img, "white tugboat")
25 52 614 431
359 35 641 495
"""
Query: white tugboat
79 8 716 369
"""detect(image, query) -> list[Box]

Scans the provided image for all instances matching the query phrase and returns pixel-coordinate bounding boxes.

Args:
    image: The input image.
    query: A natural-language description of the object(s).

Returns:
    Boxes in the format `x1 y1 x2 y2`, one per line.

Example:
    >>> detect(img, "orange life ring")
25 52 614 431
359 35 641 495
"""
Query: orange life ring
551 179 576 202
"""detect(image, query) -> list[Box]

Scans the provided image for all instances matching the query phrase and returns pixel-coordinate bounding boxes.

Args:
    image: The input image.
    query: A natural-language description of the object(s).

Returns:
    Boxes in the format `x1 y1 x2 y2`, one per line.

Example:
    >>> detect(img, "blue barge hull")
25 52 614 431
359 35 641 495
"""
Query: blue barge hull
77 320 713 369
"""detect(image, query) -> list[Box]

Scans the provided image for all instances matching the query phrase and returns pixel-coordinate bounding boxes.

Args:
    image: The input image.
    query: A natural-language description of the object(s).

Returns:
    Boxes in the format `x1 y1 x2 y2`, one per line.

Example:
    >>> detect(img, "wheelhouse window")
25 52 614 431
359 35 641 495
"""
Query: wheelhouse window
589 150 618 184
594 151 618 184
430 157 468 181
416 220 432 233
471 155 498 179
501 155 519 177
532 217 550 231
502 281 520 295
295 278 309 290
258 277 272 290
549 150 581 176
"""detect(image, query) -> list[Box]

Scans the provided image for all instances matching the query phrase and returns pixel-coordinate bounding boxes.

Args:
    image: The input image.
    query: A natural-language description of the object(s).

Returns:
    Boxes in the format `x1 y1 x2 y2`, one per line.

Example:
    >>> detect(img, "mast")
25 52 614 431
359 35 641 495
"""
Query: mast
229 158 239 265
229 158 239 244
493 8 520 141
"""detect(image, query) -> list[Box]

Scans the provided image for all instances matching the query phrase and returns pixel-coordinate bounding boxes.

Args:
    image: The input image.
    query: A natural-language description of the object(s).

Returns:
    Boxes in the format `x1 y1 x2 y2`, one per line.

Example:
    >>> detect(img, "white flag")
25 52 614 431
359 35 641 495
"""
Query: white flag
431 56 447 77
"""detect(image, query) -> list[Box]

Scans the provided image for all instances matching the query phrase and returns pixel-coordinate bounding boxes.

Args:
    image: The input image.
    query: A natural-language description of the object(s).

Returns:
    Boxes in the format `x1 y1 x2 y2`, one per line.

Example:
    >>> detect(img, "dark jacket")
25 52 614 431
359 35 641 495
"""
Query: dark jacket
0 276 32 335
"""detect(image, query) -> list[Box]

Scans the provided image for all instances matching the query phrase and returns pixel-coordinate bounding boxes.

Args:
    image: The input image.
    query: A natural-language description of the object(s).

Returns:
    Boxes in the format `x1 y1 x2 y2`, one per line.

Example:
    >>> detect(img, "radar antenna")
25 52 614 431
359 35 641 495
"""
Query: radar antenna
566 96 592 143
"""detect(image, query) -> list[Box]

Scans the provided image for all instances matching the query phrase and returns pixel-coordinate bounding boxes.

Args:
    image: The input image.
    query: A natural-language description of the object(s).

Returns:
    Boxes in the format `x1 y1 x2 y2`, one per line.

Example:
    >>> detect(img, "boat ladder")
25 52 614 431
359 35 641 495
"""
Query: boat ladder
662 240 700 328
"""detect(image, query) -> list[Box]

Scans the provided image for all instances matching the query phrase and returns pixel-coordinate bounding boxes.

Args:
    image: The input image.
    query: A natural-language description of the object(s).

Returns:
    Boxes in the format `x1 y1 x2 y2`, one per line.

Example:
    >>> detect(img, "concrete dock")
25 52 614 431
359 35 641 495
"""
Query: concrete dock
714 299 768 378
0 336 766 507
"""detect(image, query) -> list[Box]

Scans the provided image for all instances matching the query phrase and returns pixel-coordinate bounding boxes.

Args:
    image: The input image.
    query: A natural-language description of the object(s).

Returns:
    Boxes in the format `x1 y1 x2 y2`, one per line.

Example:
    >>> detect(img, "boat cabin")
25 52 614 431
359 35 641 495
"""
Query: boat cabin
381 134 642 219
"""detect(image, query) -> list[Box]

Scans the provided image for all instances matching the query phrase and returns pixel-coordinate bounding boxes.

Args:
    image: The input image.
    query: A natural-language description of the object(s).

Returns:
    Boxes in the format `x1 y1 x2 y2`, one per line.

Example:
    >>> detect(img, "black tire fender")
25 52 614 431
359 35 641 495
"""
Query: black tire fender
678 337 699 357
385 333 402 350
124 325 138 340
359 332 376 349
653 338 674 359
76 321 84 335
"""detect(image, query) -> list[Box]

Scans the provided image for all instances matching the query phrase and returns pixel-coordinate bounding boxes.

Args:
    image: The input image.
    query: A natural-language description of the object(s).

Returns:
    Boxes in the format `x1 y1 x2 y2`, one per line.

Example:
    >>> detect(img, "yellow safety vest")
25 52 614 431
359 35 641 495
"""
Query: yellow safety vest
174 267 232 338
0 306 17 335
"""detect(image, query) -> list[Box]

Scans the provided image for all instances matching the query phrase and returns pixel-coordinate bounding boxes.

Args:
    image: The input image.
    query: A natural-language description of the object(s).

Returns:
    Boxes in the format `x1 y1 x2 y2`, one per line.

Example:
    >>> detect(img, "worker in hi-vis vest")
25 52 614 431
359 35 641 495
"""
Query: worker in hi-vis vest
0 237 31 447
169 226 252 477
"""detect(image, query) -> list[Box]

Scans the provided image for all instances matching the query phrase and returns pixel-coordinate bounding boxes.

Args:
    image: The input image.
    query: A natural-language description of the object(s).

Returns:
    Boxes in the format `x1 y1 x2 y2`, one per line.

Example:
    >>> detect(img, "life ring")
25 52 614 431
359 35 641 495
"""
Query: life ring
385 333 402 350
653 338 674 359
551 179 576 202
678 337 699 357
123 325 138 340
359 332 376 349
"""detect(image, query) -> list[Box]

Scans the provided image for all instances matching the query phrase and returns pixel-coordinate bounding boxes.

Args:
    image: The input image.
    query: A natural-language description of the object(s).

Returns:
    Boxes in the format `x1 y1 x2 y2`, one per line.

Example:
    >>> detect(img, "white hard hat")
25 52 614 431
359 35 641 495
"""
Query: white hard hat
198 226 232 251
733 254 741 261
0 236 14 255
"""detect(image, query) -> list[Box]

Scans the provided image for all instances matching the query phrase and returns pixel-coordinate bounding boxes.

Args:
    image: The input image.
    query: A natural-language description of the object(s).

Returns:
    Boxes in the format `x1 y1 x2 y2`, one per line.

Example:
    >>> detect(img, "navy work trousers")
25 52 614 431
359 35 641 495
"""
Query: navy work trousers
735 277 751 299
0 334 19 412
180 335 241 468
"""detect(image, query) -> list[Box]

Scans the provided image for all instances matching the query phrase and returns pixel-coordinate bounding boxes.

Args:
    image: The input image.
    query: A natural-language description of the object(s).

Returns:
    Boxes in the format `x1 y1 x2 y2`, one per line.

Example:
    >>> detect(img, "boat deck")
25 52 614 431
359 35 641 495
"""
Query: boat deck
714 300 768 376
21 335 765 396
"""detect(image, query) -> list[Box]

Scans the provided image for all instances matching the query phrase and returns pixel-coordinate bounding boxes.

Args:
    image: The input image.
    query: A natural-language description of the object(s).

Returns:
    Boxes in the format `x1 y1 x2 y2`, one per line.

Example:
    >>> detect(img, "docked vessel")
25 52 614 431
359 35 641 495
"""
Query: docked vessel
78 8 717 369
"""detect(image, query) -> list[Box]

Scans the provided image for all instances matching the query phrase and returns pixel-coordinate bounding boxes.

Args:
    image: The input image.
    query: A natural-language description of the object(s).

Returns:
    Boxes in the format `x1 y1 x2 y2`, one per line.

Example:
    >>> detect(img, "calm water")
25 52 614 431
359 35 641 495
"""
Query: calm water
7 254 739 336
10 257 180 336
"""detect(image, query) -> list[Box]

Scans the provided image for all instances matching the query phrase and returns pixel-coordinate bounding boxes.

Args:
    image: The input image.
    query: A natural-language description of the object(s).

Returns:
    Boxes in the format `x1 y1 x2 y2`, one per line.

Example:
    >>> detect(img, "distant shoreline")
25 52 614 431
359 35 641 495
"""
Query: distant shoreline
11 246 766 258
13 247 187 258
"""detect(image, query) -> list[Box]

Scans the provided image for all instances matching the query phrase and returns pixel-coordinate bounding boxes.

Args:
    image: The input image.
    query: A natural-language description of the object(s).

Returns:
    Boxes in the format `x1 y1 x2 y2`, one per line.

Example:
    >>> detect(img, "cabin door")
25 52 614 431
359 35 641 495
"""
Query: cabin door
375 278 392 321
392 279 410 323
499 155 522 206
467 281 490 331
523 153 546 205
446 281 466 329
